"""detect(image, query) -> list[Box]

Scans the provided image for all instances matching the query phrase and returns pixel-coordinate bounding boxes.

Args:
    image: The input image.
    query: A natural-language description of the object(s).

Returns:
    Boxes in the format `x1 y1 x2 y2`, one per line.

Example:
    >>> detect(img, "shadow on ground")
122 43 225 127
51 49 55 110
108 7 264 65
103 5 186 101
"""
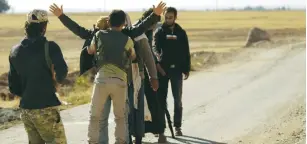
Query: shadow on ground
142 135 227 144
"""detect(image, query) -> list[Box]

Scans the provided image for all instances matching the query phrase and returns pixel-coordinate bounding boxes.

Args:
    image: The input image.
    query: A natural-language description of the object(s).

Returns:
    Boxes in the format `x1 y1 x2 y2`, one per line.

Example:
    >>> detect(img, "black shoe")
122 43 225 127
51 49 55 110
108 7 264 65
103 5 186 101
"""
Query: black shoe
135 136 142 144
175 127 183 136
158 133 167 143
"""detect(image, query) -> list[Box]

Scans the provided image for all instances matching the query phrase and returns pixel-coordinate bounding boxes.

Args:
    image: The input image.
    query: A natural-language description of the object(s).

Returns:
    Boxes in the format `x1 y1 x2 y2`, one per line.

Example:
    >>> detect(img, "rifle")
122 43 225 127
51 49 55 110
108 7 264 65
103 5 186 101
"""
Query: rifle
44 40 60 92
165 102 175 138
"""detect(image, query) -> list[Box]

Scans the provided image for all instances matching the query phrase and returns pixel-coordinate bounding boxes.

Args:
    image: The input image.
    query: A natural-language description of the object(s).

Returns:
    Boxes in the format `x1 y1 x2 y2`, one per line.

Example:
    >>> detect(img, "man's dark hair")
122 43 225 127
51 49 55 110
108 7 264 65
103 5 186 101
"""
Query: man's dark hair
165 7 177 17
142 8 161 21
24 22 47 38
109 9 126 27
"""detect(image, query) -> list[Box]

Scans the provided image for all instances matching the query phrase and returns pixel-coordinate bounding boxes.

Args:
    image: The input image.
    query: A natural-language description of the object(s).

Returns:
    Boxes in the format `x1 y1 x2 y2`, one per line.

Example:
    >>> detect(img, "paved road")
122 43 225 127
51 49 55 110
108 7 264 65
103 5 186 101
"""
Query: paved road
0 43 305 144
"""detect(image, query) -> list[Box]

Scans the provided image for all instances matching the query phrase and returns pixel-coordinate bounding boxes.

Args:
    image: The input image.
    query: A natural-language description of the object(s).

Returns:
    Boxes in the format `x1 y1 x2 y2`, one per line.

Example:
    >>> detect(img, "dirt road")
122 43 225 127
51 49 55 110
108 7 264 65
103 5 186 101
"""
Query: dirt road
0 42 305 144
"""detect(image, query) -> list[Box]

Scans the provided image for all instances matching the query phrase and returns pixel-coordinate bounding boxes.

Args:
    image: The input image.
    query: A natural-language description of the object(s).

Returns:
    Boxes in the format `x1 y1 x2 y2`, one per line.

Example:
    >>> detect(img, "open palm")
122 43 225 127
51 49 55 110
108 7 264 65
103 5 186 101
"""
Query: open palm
49 3 63 17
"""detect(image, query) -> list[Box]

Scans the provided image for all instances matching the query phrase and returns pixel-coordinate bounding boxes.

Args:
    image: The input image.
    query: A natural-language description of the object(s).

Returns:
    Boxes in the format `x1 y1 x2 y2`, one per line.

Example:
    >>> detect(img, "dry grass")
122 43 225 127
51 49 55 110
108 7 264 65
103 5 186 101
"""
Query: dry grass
0 11 305 109
0 11 305 30
58 76 93 109
0 76 92 109
0 98 19 108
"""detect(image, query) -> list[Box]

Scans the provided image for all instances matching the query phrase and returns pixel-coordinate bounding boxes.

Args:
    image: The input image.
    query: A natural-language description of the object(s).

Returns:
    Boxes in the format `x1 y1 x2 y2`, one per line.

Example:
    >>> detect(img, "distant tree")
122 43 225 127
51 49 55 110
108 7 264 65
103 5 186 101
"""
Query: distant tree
225 7 237 11
280 6 286 10
254 6 265 11
273 6 288 11
243 6 253 10
0 0 10 13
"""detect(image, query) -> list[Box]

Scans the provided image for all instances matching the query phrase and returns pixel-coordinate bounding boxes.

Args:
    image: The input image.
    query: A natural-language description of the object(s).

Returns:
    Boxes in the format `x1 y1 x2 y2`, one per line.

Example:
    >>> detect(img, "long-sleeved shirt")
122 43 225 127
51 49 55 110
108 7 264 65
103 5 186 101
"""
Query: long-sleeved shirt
57 12 160 75
153 23 191 74
58 13 160 40
128 19 158 80
8 36 68 109
134 36 158 80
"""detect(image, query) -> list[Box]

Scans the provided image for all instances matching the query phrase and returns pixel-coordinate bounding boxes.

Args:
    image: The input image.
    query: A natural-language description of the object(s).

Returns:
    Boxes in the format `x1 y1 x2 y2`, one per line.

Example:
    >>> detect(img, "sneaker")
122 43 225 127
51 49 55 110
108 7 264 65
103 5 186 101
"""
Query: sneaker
158 133 167 143
175 127 183 136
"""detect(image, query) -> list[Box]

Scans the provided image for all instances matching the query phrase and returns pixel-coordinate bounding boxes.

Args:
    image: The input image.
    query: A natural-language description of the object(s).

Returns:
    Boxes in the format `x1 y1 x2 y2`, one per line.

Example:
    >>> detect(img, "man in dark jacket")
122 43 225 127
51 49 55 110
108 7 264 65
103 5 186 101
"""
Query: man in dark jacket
132 9 167 143
125 10 161 144
8 9 68 143
49 2 165 76
153 7 191 136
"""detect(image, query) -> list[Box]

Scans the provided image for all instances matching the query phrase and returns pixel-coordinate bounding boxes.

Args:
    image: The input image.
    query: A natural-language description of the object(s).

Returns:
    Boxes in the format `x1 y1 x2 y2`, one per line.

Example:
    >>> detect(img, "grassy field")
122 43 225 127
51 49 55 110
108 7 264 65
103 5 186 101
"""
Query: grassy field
0 11 305 30
0 11 305 109
0 11 305 72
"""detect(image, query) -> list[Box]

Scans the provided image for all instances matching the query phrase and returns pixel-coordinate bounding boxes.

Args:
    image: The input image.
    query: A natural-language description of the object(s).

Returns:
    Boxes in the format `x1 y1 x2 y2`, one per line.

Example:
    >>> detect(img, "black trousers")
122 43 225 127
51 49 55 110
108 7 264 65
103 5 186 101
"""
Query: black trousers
158 70 183 128
144 70 165 134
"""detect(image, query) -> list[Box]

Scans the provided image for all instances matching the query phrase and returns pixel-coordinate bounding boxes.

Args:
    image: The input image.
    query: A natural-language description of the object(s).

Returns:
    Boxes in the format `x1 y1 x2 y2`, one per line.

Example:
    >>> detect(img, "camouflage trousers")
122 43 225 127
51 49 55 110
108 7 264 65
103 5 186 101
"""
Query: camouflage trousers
20 106 67 144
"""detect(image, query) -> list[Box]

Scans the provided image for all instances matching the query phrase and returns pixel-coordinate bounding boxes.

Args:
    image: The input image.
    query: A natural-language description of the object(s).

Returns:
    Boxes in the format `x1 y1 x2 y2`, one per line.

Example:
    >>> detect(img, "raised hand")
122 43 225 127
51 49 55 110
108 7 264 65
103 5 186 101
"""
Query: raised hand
49 3 63 17
152 1 167 16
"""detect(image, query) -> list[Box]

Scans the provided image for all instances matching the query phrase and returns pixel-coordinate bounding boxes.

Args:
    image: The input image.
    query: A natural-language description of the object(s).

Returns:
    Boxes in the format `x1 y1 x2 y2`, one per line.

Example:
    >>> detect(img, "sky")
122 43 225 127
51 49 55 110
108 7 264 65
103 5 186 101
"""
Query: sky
7 0 306 13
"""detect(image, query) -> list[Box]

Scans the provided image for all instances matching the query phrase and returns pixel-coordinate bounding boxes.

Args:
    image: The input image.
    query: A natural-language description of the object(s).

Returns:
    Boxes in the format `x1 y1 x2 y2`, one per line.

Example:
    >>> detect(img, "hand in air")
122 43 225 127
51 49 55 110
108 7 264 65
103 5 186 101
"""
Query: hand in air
153 1 167 16
49 3 63 17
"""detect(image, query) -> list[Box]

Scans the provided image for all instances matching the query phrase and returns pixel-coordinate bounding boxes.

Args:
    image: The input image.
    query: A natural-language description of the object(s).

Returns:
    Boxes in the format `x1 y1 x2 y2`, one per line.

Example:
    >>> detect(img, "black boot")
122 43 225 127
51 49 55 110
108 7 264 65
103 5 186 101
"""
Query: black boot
158 133 167 143
175 127 183 136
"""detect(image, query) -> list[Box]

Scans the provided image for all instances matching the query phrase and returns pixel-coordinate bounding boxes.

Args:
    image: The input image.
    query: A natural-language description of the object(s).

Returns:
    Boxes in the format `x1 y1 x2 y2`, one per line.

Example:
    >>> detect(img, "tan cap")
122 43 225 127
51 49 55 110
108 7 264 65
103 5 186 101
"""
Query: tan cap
27 9 48 23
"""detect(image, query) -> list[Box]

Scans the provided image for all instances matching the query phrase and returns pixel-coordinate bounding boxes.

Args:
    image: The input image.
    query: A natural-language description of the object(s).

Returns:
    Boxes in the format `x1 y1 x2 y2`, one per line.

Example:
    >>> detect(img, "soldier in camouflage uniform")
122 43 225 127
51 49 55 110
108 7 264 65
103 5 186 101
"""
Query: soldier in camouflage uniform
8 9 68 144
20 107 67 144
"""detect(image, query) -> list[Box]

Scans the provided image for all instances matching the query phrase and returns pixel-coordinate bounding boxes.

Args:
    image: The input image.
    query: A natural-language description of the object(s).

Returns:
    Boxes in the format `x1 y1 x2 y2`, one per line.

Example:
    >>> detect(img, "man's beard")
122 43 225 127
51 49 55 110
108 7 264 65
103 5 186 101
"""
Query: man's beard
164 22 175 27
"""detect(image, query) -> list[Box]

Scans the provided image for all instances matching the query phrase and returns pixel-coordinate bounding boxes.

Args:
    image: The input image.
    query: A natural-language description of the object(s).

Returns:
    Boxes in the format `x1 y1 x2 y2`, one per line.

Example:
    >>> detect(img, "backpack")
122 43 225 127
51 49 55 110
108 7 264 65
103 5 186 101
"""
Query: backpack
44 41 59 92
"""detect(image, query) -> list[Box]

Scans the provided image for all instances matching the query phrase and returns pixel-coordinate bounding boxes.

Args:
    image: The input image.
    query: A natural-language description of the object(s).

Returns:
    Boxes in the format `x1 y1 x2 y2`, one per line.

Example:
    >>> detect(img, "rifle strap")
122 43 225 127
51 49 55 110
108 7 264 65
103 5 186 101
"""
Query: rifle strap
44 40 52 70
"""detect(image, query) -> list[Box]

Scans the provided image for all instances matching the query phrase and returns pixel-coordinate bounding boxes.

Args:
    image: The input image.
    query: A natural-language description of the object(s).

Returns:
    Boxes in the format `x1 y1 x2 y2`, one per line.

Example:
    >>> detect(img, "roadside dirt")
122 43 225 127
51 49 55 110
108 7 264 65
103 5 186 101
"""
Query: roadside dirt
0 28 305 143
231 93 306 144
0 41 305 144
0 38 304 128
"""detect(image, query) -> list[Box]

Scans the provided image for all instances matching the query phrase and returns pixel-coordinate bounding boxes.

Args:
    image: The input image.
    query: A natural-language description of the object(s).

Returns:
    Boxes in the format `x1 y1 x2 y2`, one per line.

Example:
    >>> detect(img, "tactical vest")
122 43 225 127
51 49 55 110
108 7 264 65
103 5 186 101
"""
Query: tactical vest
94 29 130 72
